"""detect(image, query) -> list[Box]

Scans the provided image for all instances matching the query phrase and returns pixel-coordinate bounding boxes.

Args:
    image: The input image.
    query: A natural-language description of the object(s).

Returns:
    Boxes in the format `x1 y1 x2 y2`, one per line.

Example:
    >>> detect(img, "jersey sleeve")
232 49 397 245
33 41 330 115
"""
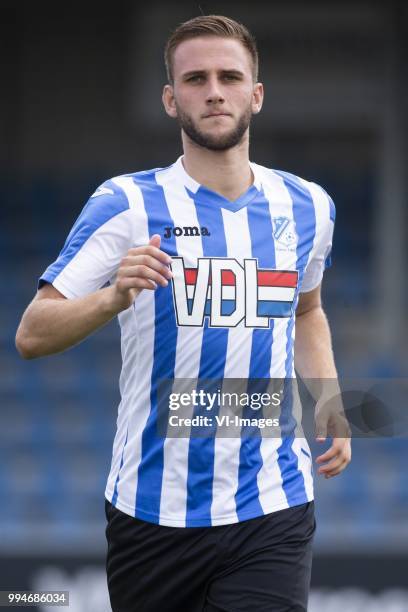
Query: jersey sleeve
299 185 335 294
38 178 134 299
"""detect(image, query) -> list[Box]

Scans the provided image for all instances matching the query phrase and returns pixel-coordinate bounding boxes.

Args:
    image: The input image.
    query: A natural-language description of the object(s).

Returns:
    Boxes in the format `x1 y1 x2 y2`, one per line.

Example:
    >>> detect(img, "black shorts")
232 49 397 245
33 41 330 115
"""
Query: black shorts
105 499 316 612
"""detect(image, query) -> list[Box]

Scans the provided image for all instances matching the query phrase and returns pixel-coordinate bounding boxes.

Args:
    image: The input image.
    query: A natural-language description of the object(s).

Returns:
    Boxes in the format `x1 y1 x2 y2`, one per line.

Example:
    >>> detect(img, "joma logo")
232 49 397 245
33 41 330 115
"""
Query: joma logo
163 226 211 238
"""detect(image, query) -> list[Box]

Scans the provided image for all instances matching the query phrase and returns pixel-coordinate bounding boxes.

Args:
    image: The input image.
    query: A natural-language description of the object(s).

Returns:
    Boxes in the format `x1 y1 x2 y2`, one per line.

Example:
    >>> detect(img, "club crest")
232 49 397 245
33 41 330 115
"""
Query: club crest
272 217 298 248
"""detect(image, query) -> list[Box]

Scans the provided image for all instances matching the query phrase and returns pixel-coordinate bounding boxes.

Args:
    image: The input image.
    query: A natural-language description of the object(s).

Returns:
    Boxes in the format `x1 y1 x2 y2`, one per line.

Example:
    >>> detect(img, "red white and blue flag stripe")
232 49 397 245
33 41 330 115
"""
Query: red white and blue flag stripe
184 268 298 317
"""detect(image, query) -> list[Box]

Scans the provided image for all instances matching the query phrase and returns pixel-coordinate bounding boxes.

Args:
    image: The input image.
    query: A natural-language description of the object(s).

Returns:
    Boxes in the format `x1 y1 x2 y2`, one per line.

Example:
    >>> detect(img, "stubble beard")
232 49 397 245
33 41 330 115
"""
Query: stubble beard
176 103 252 152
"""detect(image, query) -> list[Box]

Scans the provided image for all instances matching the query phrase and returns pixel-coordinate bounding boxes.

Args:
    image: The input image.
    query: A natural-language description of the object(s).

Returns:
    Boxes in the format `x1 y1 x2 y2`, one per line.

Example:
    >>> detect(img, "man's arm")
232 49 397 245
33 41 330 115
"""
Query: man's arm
295 284 351 478
295 284 337 379
15 235 172 359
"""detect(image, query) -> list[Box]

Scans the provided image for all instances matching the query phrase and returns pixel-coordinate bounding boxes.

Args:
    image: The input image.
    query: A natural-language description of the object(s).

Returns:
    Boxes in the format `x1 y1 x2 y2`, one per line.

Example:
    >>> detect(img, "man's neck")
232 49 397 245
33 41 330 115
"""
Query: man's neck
181 137 254 203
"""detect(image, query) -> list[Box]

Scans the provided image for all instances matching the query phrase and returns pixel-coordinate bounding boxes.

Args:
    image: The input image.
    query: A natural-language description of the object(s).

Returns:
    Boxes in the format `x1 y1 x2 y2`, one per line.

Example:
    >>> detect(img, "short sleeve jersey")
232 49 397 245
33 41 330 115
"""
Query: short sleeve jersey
39 156 335 527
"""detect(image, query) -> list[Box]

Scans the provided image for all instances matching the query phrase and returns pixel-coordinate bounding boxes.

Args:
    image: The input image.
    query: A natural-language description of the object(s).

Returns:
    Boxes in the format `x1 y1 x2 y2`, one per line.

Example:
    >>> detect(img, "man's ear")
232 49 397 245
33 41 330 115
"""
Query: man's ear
162 84 178 118
251 82 264 115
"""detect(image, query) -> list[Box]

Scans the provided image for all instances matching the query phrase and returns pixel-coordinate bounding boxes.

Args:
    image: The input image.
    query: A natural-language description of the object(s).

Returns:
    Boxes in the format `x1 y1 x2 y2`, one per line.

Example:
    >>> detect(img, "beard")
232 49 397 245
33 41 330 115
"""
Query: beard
175 103 252 151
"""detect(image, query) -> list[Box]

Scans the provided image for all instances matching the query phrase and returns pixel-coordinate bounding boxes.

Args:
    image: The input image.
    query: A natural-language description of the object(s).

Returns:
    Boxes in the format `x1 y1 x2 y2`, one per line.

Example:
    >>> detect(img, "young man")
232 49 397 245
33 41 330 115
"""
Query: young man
16 15 351 612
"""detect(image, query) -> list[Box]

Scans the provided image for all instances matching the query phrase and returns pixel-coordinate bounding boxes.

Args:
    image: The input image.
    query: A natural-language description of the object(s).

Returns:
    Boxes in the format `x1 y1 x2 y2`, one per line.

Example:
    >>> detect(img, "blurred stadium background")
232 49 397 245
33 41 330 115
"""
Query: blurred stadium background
1 0 407 610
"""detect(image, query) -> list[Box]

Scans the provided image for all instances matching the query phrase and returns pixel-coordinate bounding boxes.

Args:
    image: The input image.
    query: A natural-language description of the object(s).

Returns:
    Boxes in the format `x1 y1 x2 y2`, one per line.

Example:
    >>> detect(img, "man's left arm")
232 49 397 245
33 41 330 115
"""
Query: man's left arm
295 284 351 478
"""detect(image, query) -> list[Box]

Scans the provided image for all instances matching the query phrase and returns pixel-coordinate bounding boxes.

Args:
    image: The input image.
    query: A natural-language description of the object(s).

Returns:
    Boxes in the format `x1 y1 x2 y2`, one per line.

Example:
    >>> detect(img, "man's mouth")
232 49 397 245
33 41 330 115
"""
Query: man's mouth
203 112 231 118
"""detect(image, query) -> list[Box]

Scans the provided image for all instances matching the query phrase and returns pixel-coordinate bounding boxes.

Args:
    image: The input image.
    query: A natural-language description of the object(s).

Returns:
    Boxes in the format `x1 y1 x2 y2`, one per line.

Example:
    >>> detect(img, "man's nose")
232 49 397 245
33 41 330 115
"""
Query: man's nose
205 77 225 104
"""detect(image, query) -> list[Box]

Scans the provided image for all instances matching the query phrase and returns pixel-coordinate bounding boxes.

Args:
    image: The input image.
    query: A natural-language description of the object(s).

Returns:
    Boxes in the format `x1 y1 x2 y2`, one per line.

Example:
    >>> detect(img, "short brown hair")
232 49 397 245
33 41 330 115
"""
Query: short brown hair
164 15 259 84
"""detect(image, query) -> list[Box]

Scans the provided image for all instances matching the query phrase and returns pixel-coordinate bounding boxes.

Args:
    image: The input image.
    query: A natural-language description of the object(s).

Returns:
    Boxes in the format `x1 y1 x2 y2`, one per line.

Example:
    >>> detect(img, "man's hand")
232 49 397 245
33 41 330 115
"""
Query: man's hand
315 437 352 478
315 394 352 478
109 234 173 313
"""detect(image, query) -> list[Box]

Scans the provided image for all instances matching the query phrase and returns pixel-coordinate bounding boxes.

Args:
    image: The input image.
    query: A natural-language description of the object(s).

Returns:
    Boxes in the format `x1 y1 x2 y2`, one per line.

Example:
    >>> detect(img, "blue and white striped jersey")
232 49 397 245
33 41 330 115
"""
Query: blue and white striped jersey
39 156 335 527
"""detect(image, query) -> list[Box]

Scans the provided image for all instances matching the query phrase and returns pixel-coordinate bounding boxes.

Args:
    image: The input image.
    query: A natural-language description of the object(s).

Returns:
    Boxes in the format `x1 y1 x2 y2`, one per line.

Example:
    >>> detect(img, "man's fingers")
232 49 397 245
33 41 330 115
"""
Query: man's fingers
121 255 173 279
119 265 170 288
317 454 346 474
149 234 161 248
315 438 349 463
127 245 172 265
117 276 158 292
316 438 351 477
319 457 350 478
315 445 337 464
114 238 175 304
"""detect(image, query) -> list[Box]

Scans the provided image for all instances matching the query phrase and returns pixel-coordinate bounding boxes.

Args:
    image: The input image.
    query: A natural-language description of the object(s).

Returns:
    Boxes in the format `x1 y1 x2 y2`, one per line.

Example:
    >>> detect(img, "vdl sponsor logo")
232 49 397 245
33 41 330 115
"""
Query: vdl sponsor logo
163 226 211 238
170 257 298 328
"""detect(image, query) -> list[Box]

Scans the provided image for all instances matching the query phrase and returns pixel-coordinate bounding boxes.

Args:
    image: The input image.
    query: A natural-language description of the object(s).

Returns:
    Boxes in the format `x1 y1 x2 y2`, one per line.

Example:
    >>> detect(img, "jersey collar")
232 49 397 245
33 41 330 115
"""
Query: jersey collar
172 155 263 212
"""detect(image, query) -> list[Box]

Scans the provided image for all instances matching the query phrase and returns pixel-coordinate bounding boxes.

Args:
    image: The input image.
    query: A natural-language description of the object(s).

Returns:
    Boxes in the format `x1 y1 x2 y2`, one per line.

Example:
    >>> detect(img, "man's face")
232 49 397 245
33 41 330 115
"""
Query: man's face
163 36 263 151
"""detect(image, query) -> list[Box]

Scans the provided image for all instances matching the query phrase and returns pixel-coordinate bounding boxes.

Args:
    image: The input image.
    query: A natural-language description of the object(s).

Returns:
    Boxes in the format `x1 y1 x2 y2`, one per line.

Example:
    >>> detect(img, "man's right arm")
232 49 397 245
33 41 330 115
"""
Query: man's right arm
15 237 172 359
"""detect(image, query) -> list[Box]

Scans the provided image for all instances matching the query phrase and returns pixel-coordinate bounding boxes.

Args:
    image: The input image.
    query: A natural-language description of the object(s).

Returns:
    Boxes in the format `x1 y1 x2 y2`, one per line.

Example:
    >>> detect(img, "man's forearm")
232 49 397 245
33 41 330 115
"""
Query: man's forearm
295 304 352 463
294 306 337 379
15 285 123 359
295 305 343 432
16 239 172 360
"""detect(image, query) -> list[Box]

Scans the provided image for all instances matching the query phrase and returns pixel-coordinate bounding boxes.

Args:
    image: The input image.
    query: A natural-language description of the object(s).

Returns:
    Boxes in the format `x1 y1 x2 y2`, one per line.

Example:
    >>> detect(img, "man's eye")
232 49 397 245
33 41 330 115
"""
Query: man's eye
223 75 239 81
188 75 204 82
